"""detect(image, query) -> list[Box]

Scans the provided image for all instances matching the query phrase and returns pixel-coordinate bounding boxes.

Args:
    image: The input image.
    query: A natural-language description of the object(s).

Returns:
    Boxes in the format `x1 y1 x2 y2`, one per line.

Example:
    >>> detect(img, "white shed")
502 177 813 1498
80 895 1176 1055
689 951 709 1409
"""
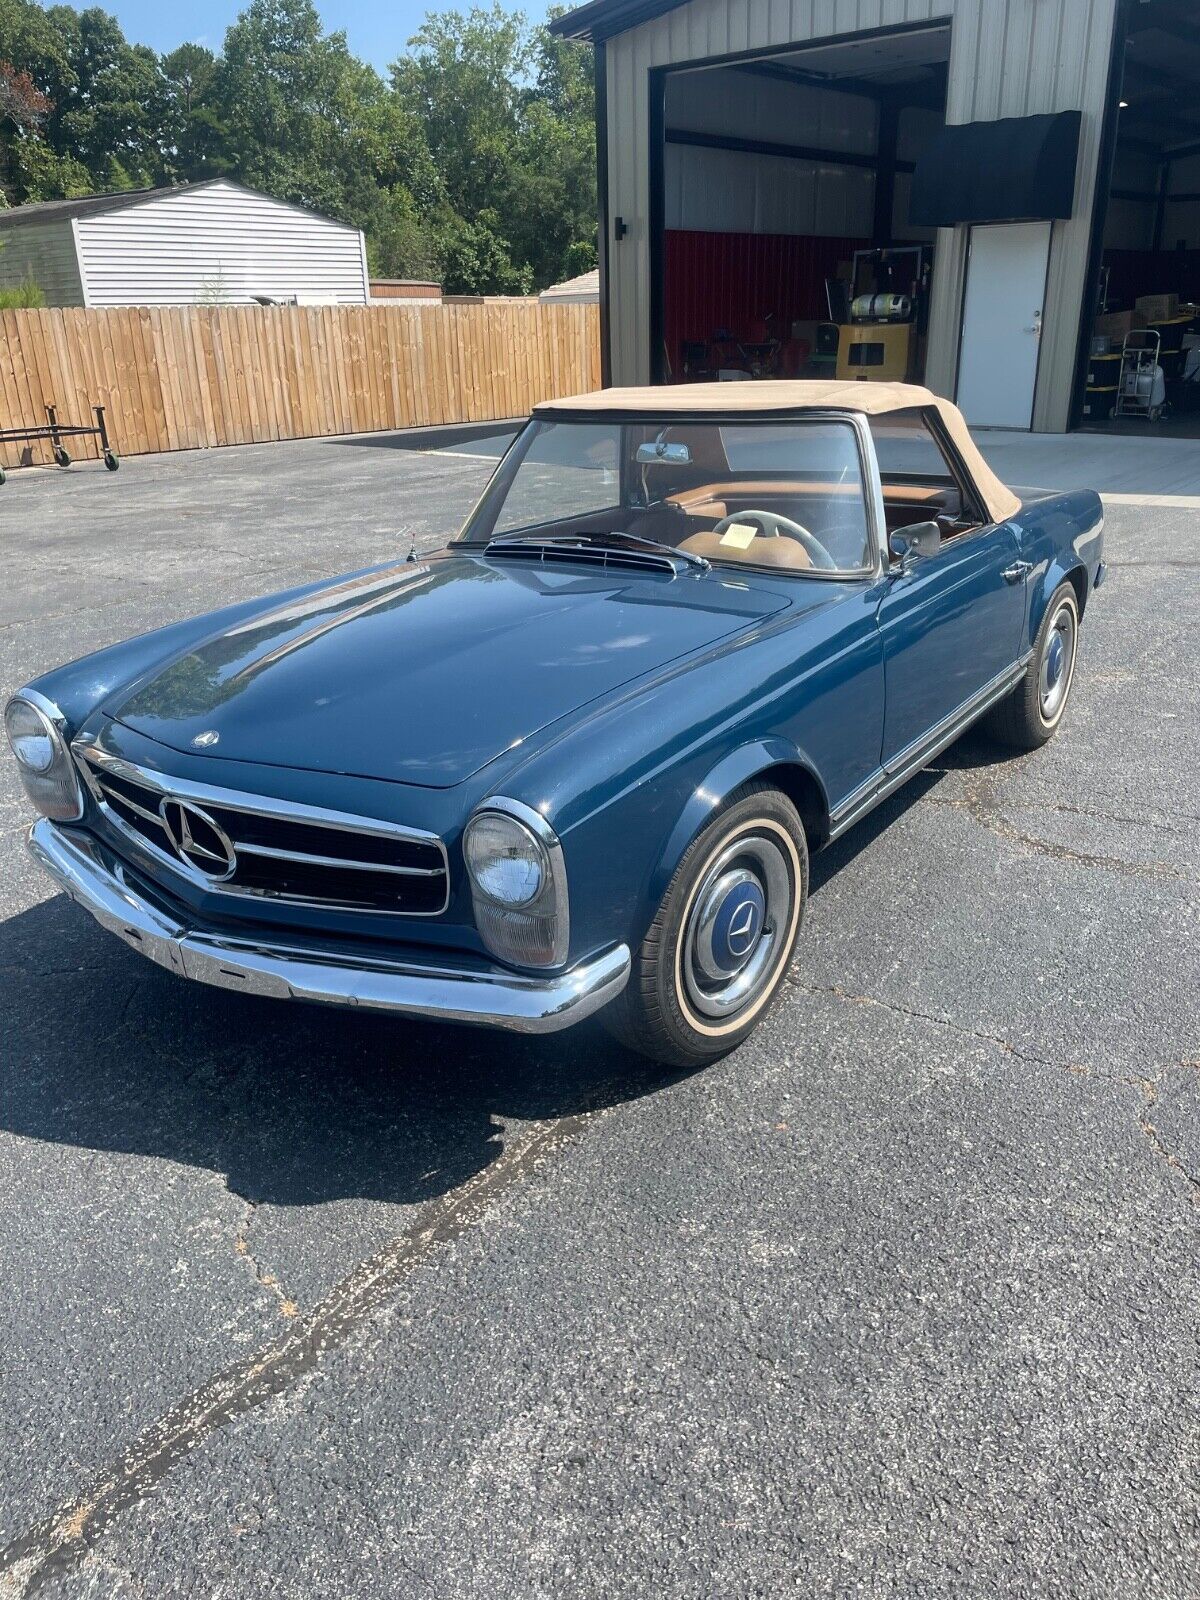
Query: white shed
0 179 370 307
539 269 600 304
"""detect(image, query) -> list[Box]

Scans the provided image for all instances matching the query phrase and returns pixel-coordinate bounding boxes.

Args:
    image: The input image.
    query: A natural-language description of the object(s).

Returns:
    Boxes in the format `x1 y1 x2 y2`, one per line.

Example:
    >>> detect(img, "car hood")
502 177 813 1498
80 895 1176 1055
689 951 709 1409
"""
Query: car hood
108 553 790 788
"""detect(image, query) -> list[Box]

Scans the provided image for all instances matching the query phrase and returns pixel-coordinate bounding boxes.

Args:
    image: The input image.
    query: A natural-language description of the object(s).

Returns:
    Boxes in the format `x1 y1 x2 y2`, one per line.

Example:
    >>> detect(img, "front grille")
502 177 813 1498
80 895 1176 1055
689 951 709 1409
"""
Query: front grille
75 748 449 916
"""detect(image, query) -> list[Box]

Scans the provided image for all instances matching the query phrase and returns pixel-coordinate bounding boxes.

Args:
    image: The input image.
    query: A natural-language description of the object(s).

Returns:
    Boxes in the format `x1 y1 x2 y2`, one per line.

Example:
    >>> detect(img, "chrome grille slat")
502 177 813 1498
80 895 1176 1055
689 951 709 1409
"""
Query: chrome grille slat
97 777 168 827
74 743 449 917
234 841 444 877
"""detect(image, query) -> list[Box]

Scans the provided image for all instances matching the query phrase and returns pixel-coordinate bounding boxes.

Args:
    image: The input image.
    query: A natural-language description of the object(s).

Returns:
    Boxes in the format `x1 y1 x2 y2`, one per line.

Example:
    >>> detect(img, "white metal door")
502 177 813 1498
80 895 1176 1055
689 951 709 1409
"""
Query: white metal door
956 221 1052 430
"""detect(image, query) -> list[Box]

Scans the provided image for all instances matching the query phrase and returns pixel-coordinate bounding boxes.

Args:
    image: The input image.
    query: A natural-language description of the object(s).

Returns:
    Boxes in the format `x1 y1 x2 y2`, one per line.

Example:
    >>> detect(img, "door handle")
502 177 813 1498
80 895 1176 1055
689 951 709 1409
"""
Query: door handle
1003 561 1032 584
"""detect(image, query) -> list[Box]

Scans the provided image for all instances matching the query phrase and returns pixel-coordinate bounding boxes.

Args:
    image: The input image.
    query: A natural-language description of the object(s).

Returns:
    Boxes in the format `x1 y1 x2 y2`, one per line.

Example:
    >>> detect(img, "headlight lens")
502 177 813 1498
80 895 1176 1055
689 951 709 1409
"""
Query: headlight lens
4 694 85 821
463 802 569 969
5 696 57 773
463 811 546 907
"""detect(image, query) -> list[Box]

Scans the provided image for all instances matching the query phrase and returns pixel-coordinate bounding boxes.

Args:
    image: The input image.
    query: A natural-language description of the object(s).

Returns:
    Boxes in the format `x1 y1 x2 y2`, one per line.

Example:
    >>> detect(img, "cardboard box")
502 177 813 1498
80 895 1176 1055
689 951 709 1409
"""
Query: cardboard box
1095 309 1145 340
1136 293 1179 323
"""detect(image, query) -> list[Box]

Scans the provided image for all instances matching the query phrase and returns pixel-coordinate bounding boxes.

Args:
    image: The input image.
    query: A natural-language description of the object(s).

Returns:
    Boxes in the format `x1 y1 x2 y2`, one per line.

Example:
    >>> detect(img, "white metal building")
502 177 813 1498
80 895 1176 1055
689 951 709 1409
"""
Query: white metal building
0 180 370 307
552 0 1200 434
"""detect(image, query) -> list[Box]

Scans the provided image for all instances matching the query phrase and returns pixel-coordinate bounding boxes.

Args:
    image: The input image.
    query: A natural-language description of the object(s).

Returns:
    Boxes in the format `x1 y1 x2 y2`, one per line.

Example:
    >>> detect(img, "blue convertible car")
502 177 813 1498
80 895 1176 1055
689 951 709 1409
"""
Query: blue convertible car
7 382 1105 1066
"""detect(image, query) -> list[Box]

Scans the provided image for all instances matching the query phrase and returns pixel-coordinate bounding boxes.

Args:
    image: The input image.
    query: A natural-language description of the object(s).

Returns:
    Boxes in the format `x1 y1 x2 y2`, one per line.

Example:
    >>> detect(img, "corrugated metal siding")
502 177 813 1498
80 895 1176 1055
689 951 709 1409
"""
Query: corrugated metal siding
0 219 84 305
74 181 369 307
605 0 1119 430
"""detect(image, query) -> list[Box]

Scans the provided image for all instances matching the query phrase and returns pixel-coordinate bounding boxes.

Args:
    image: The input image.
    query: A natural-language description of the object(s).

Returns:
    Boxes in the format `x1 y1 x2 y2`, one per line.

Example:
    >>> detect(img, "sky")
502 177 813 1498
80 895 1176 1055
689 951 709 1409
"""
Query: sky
108 0 535 73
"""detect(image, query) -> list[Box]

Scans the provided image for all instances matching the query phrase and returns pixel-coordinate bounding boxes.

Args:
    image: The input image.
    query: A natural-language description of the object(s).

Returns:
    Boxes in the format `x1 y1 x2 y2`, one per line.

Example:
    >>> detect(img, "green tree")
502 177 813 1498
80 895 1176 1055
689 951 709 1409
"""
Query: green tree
159 43 226 180
0 0 598 294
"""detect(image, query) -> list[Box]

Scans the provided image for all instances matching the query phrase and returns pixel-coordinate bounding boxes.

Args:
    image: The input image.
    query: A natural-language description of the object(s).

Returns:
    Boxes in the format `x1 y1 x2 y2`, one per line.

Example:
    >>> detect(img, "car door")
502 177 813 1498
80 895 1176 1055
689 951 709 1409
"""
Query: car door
876 522 1026 766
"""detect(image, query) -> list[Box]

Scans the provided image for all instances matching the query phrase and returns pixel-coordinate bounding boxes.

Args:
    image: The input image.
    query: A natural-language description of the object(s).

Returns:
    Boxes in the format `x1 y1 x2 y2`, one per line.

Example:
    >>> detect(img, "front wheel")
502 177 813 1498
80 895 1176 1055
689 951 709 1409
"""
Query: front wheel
985 581 1080 751
603 783 808 1068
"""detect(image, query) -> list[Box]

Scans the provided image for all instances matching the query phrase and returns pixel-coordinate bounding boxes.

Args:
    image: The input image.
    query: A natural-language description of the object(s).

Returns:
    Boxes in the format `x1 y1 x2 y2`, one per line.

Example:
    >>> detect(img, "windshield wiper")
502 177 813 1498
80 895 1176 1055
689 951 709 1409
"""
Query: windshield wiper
485 530 711 573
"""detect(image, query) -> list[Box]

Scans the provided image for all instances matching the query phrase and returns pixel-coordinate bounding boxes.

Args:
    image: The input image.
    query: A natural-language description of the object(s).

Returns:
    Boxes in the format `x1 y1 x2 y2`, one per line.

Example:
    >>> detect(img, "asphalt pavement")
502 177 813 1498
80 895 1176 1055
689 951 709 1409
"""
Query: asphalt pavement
0 428 1196 1598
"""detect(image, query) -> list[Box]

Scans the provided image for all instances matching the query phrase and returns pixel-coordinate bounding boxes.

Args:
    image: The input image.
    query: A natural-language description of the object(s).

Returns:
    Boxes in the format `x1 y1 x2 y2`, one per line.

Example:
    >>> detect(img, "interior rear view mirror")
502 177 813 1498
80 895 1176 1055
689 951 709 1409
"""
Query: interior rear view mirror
636 434 691 466
889 520 941 566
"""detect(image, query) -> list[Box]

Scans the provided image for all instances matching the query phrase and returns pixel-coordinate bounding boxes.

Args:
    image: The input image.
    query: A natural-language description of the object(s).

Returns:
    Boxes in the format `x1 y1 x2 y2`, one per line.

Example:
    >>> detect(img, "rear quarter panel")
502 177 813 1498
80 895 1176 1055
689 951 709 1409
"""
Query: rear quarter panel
1011 488 1104 645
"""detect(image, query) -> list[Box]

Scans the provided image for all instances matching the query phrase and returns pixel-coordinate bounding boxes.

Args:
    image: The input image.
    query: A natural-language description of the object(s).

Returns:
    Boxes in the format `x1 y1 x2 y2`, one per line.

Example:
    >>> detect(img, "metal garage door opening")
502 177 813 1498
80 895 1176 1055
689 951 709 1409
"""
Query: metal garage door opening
650 24 950 390
1081 0 1200 437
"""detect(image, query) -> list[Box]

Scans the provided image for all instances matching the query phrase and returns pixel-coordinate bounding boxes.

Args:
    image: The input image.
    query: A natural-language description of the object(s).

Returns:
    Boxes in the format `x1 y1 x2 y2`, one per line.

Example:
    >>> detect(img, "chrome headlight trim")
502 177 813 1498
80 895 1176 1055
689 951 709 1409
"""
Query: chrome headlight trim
464 797 569 968
4 688 84 822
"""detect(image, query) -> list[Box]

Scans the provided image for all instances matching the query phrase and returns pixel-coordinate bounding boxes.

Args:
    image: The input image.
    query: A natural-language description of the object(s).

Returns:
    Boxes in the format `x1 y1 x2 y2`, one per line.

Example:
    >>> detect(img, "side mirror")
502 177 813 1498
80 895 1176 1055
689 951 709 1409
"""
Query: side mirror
889 520 942 568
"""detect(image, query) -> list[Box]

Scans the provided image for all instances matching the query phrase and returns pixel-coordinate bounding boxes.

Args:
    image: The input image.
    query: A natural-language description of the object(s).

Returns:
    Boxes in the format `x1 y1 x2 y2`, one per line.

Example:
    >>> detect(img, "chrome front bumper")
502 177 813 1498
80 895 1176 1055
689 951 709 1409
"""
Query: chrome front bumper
27 821 630 1034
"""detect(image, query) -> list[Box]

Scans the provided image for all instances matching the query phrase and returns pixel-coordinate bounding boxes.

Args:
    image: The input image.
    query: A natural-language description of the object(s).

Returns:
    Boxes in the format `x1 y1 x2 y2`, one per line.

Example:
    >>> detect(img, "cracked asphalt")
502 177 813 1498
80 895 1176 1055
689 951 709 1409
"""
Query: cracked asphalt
0 429 1196 1598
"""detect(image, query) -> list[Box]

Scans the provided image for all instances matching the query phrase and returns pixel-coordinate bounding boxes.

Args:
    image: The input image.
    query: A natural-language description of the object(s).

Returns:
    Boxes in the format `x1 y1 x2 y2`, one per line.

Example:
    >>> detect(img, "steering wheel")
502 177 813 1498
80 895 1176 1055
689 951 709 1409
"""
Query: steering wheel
711 509 838 571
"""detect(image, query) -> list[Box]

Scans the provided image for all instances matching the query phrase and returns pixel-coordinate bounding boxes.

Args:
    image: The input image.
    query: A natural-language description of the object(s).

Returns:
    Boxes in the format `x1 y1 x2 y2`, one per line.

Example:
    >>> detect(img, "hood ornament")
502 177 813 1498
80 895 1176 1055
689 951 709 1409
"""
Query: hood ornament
192 730 220 748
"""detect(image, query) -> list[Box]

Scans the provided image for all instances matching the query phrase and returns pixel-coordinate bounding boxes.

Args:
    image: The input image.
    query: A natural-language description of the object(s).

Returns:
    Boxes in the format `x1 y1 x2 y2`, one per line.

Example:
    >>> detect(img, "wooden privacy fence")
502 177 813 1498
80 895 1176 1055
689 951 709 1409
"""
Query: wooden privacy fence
0 301 600 469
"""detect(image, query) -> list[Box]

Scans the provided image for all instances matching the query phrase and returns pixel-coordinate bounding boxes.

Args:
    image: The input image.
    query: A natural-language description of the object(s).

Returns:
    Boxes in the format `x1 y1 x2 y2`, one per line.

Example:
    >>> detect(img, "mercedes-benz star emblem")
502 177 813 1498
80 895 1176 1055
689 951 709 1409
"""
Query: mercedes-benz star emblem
159 799 237 881
192 730 220 748
725 899 760 958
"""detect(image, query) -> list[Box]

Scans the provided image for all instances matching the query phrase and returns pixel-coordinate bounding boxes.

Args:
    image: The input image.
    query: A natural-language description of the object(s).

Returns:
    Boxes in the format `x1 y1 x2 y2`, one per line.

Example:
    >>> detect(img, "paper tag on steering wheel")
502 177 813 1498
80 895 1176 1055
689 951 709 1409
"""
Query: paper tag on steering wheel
719 522 757 550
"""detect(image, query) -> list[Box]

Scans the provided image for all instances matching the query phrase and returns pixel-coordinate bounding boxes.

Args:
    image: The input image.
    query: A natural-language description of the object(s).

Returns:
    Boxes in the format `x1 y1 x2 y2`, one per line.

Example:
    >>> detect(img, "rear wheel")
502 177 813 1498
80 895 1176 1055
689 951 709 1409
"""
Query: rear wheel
986 581 1079 750
604 784 807 1068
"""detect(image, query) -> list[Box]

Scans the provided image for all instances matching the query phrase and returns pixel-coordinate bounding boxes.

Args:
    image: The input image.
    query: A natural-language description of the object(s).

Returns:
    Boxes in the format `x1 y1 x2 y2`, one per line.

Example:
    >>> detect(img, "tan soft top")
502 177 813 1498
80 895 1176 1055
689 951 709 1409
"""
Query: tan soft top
534 380 1021 525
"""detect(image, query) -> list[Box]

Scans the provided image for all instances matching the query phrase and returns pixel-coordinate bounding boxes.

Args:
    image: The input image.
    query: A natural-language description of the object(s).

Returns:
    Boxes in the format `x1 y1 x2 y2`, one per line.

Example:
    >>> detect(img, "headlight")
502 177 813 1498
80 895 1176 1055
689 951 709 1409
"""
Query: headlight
463 810 546 907
4 692 85 821
463 800 568 968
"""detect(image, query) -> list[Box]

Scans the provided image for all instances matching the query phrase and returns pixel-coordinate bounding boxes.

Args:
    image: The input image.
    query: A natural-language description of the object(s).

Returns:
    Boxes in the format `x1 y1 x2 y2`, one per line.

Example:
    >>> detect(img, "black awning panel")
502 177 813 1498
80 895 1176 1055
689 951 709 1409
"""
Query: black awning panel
909 110 1082 228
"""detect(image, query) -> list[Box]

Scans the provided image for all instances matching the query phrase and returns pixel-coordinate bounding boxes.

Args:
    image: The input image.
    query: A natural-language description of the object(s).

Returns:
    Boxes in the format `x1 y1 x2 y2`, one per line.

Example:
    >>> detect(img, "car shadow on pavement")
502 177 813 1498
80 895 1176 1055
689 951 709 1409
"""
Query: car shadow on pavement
807 728 1020 896
1 731 1003 1215
0 892 684 1214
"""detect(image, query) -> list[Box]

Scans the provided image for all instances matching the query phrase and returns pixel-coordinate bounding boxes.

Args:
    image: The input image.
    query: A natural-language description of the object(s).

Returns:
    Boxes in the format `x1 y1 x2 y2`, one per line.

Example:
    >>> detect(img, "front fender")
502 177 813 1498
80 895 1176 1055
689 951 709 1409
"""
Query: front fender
648 739 828 904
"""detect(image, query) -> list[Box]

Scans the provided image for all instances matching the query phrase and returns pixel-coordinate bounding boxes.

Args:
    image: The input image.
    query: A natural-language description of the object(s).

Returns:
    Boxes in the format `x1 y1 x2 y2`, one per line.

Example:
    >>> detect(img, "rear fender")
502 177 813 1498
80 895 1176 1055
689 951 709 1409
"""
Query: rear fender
1031 553 1089 641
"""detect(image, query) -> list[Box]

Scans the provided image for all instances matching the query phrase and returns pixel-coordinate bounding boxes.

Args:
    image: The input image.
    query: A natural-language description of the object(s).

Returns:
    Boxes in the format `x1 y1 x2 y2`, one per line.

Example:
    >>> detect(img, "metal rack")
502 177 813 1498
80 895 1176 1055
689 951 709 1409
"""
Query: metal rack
0 405 119 486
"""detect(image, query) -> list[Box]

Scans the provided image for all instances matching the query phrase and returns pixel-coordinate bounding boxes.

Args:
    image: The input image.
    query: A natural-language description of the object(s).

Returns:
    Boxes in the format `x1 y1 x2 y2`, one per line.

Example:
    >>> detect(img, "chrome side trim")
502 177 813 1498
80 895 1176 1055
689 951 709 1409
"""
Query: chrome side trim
828 652 1033 841
73 738 451 917
27 821 629 1035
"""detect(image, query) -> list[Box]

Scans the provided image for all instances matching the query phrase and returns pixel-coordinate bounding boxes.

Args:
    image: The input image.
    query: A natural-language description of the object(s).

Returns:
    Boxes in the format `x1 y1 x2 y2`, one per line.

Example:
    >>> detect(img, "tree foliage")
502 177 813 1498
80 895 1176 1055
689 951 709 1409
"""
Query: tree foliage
0 0 596 293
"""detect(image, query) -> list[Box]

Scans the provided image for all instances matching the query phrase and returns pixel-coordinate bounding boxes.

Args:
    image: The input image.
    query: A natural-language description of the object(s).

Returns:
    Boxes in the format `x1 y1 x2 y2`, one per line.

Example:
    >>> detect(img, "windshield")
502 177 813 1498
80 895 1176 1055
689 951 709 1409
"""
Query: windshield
455 417 875 576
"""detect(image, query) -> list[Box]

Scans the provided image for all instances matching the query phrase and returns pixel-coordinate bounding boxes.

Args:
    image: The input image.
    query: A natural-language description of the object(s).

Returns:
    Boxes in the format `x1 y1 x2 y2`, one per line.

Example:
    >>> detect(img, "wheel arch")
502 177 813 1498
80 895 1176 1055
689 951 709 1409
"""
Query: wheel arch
1032 555 1088 640
649 740 830 906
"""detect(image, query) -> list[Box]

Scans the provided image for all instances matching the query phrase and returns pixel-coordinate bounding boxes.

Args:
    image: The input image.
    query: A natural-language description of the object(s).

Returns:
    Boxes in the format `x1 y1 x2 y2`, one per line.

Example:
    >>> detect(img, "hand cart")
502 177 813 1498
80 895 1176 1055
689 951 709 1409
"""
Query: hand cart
1112 330 1167 422
0 404 119 486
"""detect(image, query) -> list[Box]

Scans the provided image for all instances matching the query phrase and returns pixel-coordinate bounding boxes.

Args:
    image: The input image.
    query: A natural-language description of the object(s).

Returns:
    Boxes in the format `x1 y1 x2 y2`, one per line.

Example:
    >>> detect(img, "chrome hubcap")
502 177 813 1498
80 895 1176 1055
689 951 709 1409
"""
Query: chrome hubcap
1039 603 1076 722
683 834 792 1019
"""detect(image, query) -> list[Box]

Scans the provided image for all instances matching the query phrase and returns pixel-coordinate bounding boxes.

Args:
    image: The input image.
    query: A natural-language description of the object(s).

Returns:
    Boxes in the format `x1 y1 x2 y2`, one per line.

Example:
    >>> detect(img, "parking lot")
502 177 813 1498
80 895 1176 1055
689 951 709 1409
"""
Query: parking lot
1 429 1197 1598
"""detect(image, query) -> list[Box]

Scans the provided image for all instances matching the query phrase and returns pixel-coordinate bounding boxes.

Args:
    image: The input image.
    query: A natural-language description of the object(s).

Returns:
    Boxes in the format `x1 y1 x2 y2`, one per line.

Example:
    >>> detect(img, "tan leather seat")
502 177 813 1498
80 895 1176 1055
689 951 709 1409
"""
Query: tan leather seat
677 531 814 570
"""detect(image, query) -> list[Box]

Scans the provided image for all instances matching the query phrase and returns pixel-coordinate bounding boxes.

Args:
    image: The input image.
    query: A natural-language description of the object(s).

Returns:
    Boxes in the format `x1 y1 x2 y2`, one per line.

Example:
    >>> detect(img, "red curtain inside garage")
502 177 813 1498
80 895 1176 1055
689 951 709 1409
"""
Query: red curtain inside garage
663 228 868 379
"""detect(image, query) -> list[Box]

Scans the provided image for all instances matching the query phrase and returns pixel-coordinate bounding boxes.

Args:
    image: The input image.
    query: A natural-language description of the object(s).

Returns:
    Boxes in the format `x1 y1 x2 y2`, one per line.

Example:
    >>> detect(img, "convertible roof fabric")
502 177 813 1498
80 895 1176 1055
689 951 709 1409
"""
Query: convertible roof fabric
534 381 1022 525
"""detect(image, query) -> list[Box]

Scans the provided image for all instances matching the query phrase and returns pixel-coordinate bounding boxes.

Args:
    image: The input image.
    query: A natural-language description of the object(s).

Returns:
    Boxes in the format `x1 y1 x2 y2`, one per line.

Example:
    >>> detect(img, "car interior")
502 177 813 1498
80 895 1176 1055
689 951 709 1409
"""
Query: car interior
469 407 988 575
626 409 986 571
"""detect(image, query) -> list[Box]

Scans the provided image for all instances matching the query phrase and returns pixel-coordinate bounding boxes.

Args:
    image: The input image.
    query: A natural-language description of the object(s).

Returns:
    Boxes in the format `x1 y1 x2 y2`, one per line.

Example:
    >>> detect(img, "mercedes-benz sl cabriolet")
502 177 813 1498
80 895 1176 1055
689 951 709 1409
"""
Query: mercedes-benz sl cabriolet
7 382 1105 1067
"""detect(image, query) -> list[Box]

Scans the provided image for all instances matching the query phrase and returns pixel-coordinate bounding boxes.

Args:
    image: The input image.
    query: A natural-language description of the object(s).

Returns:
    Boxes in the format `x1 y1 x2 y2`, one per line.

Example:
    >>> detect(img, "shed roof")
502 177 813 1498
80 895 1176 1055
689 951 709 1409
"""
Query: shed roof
538 269 600 302
533 381 1022 524
548 0 686 40
0 179 354 234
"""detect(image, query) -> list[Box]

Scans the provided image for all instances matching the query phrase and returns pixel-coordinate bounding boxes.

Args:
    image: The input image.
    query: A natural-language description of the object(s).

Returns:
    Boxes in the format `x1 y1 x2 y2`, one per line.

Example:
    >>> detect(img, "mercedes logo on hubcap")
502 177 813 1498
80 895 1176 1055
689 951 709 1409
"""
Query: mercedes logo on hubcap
725 898 760 958
159 798 237 881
